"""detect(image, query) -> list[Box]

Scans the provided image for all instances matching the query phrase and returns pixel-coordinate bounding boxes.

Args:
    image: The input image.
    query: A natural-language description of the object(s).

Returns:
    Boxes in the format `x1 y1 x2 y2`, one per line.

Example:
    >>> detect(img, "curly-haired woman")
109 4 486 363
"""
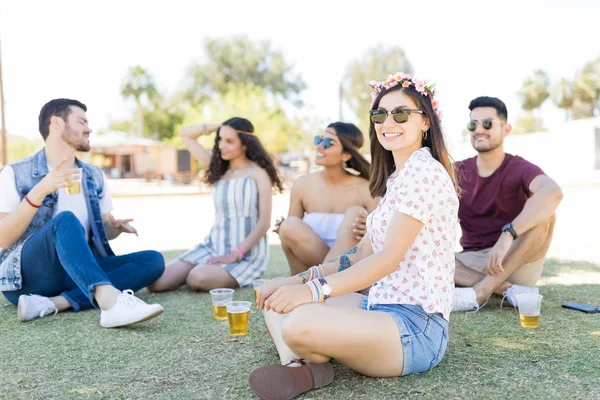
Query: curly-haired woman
148 117 283 292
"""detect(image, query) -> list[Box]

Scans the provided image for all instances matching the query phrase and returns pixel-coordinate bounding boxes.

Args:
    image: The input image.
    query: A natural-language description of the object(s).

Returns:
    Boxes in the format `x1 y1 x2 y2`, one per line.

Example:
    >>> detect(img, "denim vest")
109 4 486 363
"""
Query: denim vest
0 148 114 291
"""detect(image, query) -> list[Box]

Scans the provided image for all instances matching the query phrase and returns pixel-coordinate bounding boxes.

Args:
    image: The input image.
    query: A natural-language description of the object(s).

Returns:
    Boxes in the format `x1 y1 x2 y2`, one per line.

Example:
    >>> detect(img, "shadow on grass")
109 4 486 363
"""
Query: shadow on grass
0 245 597 399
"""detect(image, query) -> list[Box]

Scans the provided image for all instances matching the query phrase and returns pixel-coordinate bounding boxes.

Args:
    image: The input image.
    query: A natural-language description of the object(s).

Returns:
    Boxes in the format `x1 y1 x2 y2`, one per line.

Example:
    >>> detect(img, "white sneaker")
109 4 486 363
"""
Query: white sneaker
100 289 164 328
17 294 59 322
501 285 539 310
452 287 486 313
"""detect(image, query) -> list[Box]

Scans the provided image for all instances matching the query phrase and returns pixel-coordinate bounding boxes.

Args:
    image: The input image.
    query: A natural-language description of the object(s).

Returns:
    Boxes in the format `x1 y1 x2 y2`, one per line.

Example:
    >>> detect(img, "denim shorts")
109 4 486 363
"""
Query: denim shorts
361 297 449 376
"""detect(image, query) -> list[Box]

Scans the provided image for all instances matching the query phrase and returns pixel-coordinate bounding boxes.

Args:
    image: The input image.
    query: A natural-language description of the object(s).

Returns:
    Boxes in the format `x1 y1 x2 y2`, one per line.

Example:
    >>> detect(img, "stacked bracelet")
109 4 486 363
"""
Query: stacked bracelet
306 265 323 281
232 247 245 261
306 279 325 303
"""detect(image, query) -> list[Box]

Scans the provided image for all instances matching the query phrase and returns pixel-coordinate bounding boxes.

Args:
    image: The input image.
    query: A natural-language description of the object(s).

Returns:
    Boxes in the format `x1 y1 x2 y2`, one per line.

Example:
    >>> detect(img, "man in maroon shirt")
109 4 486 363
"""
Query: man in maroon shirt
452 96 563 312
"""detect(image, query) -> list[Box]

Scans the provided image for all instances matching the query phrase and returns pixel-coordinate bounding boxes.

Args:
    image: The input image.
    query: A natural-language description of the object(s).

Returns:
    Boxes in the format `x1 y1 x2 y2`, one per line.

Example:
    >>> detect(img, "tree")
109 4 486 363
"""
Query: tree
183 36 306 107
343 46 413 134
120 66 158 137
551 78 575 121
512 114 546 134
517 70 551 112
571 58 600 119
182 83 308 154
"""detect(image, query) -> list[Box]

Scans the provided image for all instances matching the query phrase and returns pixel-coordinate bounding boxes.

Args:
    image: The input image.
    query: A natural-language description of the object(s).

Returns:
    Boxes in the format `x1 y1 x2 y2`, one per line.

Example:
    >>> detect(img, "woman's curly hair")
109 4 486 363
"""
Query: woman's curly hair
203 117 284 193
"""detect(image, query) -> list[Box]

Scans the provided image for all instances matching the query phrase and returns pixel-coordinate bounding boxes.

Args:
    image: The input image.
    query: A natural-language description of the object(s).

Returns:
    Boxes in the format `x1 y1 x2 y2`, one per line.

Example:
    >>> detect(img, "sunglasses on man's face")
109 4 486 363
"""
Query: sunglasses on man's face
369 108 424 124
467 118 501 132
314 135 333 149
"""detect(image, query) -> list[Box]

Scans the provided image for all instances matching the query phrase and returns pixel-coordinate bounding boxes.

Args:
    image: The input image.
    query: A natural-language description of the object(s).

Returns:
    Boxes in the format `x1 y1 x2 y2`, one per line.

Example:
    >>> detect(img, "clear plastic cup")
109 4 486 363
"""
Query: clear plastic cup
252 279 267 305
226 301 252 336
516 293 543 328
209 288 234 320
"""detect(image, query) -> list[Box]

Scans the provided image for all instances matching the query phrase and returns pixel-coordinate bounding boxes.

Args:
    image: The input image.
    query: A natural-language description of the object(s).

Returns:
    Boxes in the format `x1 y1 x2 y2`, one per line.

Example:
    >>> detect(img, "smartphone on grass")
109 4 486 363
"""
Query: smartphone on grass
561 301 600 314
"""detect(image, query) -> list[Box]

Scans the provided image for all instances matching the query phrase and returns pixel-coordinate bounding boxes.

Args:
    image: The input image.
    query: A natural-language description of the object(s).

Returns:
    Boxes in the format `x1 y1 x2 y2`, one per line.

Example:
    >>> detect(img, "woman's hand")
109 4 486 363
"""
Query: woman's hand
263 284 313 314
179 123 220 139
352 209 369 240
257 276 296 309
272 216 285 234
206 253 237 265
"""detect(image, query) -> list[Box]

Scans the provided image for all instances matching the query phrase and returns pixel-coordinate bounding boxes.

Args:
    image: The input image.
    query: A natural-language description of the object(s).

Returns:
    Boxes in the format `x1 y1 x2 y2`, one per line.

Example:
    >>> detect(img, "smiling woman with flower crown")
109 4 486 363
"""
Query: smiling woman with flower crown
248 73 460 400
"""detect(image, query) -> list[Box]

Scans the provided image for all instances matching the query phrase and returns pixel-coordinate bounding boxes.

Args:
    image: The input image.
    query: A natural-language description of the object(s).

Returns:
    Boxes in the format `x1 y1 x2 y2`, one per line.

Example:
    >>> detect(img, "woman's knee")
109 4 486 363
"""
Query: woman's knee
279 217 306 243
53 211 84 233
281 306 319 350
185 267 212 291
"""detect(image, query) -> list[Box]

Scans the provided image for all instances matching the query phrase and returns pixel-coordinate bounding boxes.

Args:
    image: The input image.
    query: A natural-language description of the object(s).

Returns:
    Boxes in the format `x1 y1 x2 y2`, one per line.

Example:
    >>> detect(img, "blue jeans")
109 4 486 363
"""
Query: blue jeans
361 297 449 376
2 212 165 311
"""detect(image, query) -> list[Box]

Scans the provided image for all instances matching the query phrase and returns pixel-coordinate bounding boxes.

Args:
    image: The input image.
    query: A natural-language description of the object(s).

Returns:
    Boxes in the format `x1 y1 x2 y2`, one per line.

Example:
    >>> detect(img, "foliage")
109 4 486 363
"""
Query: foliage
343 46 413 134
182 83 308 154
182 36 306 107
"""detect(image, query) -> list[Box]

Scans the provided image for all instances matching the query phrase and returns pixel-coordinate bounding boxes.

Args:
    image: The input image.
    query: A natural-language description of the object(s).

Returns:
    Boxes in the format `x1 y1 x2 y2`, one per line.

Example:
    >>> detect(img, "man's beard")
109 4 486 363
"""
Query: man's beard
471 137 502 153
62 125 90 152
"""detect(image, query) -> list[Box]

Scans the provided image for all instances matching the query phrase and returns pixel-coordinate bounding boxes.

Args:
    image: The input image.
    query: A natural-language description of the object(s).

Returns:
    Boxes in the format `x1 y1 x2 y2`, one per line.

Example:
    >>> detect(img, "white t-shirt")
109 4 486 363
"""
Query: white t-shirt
366 147 459 321
0 165 113 240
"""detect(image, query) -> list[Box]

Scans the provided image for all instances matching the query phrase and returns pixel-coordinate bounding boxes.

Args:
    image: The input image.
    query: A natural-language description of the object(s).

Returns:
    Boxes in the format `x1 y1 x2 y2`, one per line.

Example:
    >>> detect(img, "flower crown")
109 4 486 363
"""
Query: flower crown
368 72 442 121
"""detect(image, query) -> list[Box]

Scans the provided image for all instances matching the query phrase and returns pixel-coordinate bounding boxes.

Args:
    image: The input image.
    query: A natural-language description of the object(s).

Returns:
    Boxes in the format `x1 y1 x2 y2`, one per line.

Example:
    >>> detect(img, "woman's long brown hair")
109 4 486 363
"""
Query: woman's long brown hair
368 85 459 198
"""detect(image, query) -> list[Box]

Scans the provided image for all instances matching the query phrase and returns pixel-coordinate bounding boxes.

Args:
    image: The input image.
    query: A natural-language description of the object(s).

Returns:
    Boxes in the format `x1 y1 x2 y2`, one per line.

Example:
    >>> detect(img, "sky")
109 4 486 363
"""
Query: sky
0 0 598 155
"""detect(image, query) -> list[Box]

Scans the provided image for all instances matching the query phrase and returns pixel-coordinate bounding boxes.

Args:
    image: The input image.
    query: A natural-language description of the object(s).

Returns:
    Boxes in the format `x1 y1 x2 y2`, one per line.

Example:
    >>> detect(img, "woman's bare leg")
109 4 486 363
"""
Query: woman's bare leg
279 217 330 275
325 206 368 261
186 264 239 291
147 259 195 292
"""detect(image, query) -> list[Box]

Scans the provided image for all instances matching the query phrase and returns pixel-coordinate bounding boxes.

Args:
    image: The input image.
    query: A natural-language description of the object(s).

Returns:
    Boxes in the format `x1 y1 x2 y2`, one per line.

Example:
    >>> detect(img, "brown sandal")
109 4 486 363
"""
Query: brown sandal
248 361 334 400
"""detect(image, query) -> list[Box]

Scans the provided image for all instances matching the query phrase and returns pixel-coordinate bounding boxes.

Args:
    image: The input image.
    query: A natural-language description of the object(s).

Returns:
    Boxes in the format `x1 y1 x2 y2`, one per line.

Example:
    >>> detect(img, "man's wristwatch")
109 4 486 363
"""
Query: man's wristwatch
317 278 332 300
501 223 519 240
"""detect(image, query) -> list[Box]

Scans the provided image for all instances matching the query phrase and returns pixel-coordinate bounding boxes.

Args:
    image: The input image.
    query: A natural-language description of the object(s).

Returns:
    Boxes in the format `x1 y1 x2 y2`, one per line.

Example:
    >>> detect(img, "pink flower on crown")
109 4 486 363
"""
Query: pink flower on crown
369 80 378 88
414 79 426 94
402 80 411 88
436 109 443 121
389 80 398 88
431 99 439 109
400 72 411 80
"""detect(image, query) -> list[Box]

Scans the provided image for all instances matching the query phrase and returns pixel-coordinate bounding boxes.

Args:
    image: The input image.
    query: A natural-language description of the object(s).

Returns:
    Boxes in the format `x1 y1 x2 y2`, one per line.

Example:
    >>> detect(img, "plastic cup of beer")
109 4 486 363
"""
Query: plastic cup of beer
516 293 543 328
209 288 234 320
226 301 251 336
252 279 266 305
65 168 83 195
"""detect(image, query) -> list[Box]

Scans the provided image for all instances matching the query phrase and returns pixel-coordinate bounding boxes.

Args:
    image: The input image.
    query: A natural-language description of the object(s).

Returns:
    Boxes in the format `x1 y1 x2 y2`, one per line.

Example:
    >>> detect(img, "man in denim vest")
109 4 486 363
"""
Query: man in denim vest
0 99 165 328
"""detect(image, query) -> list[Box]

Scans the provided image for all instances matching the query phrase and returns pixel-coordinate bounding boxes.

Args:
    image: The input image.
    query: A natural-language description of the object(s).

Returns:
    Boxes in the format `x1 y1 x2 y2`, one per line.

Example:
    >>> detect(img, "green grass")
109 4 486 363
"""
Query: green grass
1 248 599 399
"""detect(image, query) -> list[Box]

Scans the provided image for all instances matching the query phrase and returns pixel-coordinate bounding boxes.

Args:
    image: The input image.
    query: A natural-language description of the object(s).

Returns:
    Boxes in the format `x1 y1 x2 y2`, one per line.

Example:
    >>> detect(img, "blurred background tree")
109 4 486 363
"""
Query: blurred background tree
343 46 413 136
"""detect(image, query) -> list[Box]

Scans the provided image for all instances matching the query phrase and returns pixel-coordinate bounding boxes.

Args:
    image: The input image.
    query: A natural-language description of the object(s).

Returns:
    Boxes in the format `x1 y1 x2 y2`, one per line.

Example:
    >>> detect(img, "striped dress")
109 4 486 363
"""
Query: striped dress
179 176 268 287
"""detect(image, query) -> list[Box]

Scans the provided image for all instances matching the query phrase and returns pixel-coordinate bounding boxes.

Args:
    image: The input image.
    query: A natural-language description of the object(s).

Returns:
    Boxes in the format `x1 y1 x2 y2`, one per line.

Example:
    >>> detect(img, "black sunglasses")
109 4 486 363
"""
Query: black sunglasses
314 135 333 149
467 118 501 132
369 108 424 124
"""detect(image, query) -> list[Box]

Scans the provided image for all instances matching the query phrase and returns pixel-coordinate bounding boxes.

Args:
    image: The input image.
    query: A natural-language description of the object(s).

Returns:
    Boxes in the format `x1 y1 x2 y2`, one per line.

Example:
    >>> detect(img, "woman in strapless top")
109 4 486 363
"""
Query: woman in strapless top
274 122 379 275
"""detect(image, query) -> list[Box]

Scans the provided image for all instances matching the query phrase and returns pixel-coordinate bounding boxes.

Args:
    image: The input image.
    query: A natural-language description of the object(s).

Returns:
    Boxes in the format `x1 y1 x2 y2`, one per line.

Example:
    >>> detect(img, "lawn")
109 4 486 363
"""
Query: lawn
0 247 598 400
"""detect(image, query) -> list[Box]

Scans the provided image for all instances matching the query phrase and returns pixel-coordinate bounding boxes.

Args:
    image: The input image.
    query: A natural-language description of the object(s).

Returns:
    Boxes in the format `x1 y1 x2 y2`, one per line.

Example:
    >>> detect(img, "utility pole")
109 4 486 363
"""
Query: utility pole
0 37 6 166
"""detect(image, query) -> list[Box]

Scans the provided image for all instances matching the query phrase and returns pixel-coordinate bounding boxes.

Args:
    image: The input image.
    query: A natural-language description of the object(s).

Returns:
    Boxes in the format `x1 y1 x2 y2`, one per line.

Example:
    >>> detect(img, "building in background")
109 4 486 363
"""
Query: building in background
89 131 196 183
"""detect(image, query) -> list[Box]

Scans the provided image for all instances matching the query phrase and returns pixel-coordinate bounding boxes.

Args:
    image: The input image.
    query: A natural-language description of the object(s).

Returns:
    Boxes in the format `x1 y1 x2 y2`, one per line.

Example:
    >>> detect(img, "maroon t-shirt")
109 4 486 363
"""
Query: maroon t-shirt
456 154 544 251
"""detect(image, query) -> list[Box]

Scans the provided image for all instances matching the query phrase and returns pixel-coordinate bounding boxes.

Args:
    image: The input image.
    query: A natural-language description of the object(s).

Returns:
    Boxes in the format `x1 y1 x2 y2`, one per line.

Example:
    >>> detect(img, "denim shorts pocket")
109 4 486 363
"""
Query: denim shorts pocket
400 305 431 337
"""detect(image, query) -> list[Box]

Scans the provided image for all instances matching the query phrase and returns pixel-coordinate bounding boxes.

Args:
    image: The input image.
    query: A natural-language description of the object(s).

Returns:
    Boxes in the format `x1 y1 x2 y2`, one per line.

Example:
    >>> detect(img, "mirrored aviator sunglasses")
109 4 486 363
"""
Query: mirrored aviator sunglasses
467 118 494 132
314 135 333 149
369 109 423 124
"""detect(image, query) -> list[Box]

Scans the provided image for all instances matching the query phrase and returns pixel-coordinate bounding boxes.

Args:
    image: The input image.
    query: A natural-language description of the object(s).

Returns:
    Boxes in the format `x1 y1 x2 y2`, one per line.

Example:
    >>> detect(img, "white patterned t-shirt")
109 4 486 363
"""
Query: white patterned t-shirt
366 147 459 320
